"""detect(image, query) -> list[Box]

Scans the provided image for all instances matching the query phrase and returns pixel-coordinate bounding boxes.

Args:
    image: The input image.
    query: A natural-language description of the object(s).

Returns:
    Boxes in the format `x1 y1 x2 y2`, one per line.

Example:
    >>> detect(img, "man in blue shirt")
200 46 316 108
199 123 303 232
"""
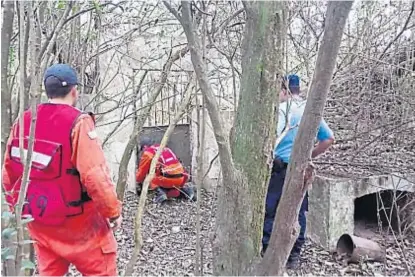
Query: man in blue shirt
261 74 335 268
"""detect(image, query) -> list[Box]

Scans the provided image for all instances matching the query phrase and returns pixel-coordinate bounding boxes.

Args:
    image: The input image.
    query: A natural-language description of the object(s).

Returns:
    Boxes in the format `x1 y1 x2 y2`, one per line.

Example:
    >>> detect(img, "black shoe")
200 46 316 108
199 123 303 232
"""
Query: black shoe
260 244 267 257
286 254 300 270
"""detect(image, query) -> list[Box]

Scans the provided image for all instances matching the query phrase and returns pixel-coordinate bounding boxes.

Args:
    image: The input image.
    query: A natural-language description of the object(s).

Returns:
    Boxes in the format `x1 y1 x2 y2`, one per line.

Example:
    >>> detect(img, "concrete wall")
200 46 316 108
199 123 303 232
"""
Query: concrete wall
139 123 192 174
307 174 415 251
190 107 234 190
99 120 137 193
307 176 355 252
87 5 238 194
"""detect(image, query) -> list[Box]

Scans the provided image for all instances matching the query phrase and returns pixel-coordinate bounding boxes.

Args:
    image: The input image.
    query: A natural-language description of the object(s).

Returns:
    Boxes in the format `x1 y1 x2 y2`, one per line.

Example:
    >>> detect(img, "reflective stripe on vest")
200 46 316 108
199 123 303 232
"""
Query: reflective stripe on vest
10 146 52 167
146 145 179 167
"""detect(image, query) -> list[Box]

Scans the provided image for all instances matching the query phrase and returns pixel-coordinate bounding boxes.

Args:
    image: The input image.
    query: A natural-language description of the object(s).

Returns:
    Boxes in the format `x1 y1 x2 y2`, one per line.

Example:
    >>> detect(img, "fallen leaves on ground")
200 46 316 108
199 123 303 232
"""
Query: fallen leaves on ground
64 190 414 276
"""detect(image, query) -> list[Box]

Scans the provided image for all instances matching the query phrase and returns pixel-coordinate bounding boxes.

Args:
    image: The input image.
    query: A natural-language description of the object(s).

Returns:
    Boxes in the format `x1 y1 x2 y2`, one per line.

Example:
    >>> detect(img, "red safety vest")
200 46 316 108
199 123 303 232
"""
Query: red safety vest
8 103 92 226
146 144 185 178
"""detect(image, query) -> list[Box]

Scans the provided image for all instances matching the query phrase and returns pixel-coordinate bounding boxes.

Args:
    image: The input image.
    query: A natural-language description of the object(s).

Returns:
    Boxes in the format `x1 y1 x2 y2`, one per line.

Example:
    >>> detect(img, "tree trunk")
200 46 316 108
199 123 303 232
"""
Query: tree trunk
258 1 354 275
164 1 285 275
1 4 16 270
214 2 287 274
195 93 205 276
229 0 287 266
1 0 15 164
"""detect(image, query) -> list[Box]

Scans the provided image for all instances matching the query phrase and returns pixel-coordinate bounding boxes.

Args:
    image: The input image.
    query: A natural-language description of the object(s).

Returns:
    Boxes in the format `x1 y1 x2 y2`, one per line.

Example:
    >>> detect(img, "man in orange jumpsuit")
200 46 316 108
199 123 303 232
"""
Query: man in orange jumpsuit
135 137 195 203
2 64 122 276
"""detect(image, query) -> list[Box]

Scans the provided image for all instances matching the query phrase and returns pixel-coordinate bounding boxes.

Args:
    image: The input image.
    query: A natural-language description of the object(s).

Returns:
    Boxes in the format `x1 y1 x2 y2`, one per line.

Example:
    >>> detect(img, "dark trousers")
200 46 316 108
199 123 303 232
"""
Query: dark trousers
262 160 308 258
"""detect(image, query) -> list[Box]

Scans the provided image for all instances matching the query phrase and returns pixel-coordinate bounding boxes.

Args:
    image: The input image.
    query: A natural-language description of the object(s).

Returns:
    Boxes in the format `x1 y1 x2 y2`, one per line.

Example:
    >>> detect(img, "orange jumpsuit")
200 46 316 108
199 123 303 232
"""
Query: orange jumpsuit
2 113 121 276
136 145 187 191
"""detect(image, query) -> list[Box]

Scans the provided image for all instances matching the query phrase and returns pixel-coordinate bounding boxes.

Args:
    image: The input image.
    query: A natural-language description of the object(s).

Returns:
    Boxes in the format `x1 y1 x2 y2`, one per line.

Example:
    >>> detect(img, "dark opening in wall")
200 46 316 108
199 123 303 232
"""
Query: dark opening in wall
354 190 410 232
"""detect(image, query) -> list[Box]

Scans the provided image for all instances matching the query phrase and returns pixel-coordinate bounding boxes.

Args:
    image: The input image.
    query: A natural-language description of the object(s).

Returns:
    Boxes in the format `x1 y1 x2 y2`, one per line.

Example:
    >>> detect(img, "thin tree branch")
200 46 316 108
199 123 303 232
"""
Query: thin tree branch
378 1 414 60
116 45 189 202
123 74 194 276
163 1 182 22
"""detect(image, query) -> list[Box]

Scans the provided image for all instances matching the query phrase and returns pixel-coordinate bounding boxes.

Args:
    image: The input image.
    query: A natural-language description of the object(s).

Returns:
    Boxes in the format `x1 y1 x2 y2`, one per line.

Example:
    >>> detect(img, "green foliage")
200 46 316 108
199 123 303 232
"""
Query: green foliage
2 210 13 219
8 46 16 68
89 31 98 42
1 247 14 261
72 3 80 13
21 259 36 270
93 0 103 13
1 192 36 272
57 0 65 9
256 63 264 73
2 227 17 240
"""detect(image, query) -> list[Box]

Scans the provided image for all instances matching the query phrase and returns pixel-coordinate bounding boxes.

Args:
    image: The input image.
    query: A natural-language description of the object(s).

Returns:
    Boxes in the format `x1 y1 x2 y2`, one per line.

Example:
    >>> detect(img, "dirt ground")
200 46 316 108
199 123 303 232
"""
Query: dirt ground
65 190 415 276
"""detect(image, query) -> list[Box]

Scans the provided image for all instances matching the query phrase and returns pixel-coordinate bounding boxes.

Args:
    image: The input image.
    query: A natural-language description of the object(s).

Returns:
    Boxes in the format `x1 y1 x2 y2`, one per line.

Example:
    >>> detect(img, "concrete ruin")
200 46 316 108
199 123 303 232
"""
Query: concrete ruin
88 19 414 252
175 107 415 251
95 92 414 251
307 174 415 251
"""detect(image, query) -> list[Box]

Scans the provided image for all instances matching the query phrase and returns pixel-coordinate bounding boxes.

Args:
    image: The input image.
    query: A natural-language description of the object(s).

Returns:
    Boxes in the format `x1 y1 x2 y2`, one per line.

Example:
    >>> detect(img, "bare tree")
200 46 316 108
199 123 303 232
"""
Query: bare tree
1 2 16 272
258 1 354 275
194 92 206 276
2 2 75 275
195 9 208 276
164 0 285 274
1 1 15 164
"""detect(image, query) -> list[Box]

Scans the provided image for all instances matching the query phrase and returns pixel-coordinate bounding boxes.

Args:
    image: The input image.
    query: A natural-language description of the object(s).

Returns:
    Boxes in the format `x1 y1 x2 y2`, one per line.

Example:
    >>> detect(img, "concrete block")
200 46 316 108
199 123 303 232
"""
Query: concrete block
307 176 354 251
307 174 415 251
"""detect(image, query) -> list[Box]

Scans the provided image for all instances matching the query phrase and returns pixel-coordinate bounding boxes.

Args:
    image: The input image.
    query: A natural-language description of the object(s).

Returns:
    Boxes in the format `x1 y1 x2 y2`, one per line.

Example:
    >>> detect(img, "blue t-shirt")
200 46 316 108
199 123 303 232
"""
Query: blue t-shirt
274 98 334 163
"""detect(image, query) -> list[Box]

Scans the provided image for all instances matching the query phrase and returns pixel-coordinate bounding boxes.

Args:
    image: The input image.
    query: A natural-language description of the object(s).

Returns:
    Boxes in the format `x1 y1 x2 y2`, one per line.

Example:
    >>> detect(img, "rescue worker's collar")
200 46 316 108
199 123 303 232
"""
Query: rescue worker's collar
48 99 74 106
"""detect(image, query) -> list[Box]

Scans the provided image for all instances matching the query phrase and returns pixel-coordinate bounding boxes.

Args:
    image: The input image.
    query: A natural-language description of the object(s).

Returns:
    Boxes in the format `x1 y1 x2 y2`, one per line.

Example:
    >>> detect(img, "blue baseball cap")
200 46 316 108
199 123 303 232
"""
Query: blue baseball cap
285 74 300 88
44 64 79 87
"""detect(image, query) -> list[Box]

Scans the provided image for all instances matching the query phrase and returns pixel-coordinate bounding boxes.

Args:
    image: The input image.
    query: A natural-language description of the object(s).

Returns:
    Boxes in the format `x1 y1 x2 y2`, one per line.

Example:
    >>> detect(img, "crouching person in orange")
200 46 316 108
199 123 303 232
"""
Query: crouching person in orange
135 137 195 203
2 64 122 276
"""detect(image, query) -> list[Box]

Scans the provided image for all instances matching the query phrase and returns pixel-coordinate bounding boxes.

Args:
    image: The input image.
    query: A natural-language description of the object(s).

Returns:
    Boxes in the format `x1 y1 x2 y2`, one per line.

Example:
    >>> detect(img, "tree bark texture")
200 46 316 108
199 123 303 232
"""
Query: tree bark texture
1 0 15 164
1 2 16 264
165 1 286 275
229 0 287 268
15 2 39 273
18 1 27 164
258 1 354 275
